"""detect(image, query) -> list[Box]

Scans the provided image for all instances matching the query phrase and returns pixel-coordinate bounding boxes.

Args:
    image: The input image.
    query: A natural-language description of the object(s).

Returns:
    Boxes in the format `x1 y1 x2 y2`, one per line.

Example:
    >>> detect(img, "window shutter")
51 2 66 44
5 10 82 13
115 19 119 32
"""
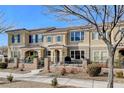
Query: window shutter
35 34 38 43
81 32 84 40
17 34 20 43
29 35 32 43
12 35 15 43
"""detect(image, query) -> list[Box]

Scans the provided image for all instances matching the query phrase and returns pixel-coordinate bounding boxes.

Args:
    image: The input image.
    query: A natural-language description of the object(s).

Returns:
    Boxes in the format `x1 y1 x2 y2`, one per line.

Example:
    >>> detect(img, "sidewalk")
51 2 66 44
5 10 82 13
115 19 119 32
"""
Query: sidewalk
0 72 124 88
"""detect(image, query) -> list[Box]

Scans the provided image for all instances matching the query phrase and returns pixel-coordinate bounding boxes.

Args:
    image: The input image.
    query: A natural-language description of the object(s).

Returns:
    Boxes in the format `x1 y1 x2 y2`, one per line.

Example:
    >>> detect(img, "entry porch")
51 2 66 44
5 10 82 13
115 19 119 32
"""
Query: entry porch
20 46 45 60
48 44 68 64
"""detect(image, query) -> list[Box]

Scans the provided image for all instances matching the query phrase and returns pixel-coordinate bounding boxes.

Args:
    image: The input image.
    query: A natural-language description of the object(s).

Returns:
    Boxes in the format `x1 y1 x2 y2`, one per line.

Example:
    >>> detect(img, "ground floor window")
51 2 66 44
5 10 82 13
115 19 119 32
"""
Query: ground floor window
11 50 20 58
101 51 108 61
75 51 80 59
70 50 84 59
71 51 74 58
94 51 99 62
93 50 108 62
47 51 51 56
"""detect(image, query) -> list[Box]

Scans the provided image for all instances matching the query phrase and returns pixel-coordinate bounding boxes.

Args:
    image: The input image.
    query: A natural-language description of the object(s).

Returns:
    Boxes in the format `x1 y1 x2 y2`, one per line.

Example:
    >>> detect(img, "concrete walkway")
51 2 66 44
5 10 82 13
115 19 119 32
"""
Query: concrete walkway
0 72 124 88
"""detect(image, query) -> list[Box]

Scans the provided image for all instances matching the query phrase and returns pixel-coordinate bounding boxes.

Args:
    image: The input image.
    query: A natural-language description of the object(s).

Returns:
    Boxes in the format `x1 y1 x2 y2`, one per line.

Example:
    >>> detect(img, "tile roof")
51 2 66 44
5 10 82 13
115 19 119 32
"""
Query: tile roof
5 25 92 33
6 28 27 32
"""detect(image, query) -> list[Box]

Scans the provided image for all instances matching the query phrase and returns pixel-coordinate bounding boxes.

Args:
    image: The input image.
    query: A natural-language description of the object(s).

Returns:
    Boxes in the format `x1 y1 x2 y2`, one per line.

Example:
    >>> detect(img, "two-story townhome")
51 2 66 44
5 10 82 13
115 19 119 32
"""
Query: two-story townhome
6 23 124 65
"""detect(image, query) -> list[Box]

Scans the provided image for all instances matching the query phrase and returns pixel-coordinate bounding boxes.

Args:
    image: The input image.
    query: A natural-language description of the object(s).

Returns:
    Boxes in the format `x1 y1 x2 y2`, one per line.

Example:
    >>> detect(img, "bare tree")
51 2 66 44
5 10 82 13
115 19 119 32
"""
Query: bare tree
44 5 124 88
0 11 12 33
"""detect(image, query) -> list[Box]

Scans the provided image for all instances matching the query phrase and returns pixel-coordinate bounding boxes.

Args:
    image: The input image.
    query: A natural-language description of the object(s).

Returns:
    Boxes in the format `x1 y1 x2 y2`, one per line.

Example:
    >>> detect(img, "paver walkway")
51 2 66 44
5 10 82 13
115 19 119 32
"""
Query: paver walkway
0 71 124 88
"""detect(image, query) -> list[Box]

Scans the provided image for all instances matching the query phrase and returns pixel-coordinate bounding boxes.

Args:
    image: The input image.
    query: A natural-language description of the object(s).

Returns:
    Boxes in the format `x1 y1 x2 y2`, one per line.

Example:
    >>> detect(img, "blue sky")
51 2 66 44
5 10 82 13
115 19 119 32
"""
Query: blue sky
0 5 82 46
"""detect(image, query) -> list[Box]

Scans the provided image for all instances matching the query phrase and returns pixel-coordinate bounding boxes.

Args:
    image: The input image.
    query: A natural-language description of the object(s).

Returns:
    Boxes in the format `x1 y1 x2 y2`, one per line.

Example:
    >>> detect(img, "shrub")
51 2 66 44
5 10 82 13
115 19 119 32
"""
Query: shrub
20 68 24 71
87 63 101 77
115 71 123 78
51 77 58 87
0 62 8 69
7 74 14 82
60 68 66 76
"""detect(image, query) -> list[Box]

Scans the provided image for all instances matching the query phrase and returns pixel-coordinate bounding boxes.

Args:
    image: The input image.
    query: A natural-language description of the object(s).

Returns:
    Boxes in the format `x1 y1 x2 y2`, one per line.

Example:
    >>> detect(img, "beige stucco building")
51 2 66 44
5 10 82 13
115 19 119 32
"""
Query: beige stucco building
6 24 124 64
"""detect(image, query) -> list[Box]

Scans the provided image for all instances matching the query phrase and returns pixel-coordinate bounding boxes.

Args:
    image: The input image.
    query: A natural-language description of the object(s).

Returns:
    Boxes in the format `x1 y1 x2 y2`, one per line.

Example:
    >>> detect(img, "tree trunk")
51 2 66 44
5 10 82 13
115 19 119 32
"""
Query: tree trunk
107 49 115 88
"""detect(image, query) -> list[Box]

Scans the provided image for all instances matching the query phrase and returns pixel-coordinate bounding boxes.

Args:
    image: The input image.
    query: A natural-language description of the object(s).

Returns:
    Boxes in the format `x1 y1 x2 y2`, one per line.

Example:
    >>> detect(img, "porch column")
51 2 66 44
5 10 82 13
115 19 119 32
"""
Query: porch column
8 47 11 59
20 50 25 59
53 50 56 64
38 50 41 58
40 48 44 58
51 50 54 63
59 49 63 64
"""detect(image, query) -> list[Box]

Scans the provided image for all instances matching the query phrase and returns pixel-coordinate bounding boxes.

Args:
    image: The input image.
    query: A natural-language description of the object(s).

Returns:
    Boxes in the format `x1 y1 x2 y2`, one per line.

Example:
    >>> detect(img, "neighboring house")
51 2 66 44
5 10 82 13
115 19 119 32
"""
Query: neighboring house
0 46 8 61
6 23 124 64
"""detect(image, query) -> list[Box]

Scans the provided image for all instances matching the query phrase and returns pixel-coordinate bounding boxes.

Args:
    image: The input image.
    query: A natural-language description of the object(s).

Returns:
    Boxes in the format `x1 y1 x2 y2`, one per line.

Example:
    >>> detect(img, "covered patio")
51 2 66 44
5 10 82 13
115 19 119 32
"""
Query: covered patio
48 44 68 64
20 45 45 59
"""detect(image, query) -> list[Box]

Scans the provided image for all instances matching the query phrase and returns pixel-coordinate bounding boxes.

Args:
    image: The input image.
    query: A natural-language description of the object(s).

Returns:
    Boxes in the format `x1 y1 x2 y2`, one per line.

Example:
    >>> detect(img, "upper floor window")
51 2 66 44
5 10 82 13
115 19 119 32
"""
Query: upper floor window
38 34 43 42
35 34 38 43
29 35 34 43
56 36 62 42
47 36 52 43
92 32 100 40
29 34 35 43
29 35 32 43
70 31 84 42
29 34 44 43
32 35 36 43
11 34 20 44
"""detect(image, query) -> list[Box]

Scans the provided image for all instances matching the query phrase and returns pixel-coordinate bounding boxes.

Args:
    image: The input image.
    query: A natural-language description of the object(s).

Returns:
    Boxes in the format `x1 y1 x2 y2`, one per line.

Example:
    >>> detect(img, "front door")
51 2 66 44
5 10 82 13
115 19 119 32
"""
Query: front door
55 50 60 64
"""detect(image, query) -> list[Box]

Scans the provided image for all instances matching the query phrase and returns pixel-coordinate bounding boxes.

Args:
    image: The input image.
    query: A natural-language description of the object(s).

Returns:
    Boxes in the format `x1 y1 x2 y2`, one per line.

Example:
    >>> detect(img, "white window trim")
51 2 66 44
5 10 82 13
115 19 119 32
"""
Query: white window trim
56 35 62 43
93 50 100 62
47 36 52 43
38 34 43 42
92 32 99 40
12 34 21 44
70 50 85 60
101 50 108 62
93 50 108 62
70 31 85 42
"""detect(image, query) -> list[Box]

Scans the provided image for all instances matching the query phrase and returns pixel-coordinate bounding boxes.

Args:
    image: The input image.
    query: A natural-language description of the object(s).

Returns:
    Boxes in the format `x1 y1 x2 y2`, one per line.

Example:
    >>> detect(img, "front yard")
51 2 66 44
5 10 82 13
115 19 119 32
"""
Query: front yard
0 68 30 74
38 67 124 84
0 78 77 88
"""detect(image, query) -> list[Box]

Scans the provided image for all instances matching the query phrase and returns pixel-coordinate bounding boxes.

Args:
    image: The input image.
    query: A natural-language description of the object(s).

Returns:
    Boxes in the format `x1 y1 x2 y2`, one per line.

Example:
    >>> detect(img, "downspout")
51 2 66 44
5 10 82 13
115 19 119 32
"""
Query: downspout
89 30 91 63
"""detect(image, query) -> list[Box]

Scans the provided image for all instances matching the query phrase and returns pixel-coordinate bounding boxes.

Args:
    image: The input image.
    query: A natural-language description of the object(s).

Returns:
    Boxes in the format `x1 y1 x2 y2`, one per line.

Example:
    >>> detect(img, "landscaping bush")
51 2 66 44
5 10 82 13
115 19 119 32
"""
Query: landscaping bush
0 62 8 69
7 74 14 82
60 68 66 76
51 77 58 87
87 63 101 77
20 68 24 71
115 71 123 78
